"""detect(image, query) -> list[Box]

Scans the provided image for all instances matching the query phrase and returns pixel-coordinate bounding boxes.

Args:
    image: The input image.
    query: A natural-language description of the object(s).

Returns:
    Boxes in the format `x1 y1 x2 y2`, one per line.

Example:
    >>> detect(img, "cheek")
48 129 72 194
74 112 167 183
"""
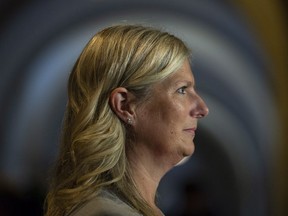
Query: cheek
163 101 187 125
150 103 186 142
134 97 186 140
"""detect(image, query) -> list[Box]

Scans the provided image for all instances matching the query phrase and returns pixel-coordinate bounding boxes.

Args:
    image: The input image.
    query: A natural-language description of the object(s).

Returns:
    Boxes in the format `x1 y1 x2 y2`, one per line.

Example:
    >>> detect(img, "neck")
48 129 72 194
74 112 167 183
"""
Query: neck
127 145 176 214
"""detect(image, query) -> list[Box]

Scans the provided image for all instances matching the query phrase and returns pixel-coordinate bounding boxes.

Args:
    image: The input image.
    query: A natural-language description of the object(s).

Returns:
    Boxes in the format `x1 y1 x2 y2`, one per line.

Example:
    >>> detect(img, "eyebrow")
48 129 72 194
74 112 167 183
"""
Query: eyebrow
175 80 195 87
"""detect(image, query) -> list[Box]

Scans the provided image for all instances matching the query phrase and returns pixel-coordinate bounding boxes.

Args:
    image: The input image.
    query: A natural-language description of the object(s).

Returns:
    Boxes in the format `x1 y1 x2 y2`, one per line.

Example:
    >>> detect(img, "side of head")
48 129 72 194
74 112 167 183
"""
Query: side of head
45 24 190 215
69 24 190 113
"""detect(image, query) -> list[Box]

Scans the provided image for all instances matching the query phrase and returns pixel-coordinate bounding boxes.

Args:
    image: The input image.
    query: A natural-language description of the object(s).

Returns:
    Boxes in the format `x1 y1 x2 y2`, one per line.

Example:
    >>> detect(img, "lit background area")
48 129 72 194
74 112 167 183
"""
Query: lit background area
0 0 287 216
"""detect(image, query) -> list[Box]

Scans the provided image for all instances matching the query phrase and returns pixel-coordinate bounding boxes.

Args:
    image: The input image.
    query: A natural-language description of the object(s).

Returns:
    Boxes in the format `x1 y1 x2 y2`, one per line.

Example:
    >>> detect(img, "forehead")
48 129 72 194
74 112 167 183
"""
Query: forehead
162 60 195 85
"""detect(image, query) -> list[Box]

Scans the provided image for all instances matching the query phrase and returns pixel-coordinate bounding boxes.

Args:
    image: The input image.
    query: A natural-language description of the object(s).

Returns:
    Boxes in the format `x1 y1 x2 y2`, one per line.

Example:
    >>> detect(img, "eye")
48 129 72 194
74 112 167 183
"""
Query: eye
177 86 187 94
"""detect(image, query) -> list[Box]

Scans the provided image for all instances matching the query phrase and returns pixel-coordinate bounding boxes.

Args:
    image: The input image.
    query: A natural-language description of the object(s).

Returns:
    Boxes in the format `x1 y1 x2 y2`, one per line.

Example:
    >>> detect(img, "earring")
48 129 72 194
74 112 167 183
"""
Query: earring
127 118 132 124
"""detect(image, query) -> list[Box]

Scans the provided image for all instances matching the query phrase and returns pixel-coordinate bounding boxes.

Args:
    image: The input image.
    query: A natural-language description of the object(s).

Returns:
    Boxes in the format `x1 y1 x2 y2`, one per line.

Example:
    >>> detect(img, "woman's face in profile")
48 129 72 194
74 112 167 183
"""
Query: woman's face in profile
133 59 209 164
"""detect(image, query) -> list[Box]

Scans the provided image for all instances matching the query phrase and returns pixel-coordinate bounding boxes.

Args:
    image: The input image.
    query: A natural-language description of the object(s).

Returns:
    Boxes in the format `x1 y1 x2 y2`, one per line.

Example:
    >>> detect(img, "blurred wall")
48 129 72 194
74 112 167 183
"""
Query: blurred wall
230 1 288 215
0 0 287 215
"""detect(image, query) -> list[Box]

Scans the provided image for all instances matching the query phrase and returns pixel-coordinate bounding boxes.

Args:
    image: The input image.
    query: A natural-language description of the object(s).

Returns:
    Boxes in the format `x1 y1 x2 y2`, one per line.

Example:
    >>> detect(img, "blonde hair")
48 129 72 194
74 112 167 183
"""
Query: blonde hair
45 24 190 216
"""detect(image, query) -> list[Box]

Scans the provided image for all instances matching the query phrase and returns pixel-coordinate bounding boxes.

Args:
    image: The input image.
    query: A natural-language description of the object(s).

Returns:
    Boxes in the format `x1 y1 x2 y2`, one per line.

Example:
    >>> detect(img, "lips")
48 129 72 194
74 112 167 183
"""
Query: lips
183 127 196 134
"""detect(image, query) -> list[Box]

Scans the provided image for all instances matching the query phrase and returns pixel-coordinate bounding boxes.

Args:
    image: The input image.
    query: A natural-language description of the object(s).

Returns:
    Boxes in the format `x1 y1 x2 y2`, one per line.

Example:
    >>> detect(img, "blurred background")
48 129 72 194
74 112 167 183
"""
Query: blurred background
0 0 287 215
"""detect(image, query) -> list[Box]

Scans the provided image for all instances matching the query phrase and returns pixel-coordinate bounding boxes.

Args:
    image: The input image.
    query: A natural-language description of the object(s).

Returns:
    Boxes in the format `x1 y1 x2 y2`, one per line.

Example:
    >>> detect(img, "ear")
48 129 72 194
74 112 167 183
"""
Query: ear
109 87 136 123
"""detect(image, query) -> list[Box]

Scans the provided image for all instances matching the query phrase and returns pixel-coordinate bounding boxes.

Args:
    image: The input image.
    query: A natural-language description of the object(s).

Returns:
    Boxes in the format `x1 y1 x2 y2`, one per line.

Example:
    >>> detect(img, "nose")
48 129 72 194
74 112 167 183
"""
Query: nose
193 95 209 118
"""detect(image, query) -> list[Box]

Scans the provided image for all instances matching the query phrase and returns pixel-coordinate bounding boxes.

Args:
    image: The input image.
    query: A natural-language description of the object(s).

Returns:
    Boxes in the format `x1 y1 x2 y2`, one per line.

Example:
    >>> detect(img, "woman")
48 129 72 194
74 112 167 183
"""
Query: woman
45 24 209 216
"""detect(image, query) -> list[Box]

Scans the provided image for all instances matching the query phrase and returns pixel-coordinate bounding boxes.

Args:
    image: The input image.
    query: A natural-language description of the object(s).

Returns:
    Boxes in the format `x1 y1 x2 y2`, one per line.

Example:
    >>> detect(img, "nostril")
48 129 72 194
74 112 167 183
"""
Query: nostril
197 113 206 118
197 114 204 118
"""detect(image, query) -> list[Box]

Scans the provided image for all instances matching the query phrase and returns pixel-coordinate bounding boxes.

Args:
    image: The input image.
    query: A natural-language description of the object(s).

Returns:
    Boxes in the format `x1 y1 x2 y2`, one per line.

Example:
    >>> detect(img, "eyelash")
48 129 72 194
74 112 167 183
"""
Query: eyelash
177 86 187 94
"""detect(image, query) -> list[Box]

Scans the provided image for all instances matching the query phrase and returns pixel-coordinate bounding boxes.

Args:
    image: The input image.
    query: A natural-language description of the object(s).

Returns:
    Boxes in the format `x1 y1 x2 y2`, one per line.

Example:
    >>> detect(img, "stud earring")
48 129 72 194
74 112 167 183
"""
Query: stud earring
127 118 132 124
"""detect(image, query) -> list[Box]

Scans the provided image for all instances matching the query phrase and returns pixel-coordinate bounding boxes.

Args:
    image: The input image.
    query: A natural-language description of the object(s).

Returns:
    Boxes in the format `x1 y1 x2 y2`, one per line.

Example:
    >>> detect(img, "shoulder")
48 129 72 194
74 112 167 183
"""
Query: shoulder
69 189 142 216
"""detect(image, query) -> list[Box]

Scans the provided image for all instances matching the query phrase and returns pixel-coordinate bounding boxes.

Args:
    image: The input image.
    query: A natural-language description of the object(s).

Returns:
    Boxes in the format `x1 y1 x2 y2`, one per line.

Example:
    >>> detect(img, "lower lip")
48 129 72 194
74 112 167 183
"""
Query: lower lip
183 129 196 134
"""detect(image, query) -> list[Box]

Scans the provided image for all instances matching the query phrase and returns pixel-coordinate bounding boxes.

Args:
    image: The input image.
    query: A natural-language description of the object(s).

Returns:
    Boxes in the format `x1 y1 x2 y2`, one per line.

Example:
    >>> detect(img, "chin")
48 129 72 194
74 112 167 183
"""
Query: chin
176 146 194 166
183 143 195 156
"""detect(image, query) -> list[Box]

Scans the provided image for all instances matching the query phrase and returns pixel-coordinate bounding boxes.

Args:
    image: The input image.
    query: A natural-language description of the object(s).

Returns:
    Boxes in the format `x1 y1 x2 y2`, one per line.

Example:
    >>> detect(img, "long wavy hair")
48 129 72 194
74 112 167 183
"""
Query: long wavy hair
44 24 190 216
